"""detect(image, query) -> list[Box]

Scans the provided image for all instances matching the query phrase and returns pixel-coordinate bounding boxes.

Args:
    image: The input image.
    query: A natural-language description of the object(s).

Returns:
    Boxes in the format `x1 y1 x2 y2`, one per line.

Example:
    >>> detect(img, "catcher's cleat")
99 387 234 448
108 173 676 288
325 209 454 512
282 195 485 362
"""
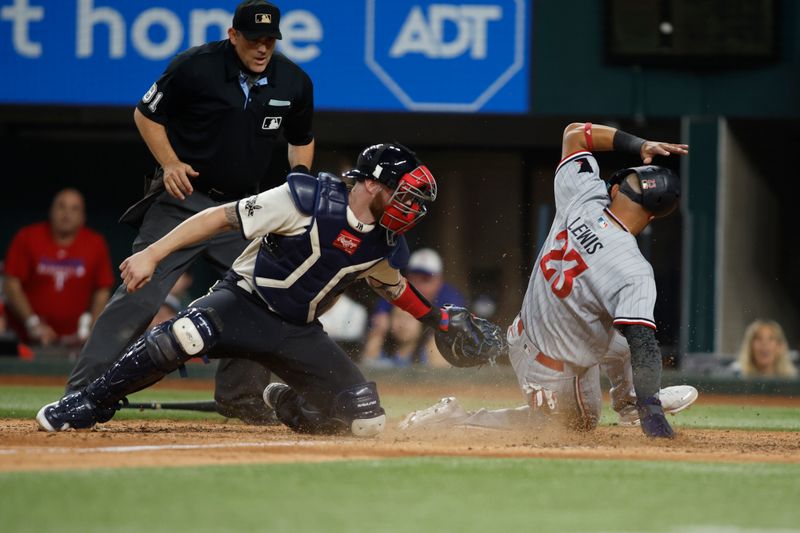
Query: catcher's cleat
263 383 291 411
36 392 119 432
398 396 469 430
617 385 699 427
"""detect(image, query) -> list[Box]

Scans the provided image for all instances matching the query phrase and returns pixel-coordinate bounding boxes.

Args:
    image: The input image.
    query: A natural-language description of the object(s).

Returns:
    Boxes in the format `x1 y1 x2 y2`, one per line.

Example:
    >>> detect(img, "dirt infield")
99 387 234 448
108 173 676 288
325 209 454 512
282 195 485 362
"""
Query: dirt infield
2 377 798 472
1 418 798 472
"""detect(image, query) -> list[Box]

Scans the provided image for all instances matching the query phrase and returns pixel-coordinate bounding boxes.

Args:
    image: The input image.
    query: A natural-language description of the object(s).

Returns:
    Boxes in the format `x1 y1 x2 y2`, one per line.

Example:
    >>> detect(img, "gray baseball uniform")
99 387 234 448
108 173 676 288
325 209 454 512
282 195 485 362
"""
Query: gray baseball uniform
404 152 654 432
507 150 657 429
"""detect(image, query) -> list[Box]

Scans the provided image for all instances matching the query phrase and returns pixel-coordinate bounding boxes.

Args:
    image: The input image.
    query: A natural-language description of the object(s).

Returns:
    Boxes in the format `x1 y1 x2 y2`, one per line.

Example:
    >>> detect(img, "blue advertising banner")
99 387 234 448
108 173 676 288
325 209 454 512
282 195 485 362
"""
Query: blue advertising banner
0 0 530 113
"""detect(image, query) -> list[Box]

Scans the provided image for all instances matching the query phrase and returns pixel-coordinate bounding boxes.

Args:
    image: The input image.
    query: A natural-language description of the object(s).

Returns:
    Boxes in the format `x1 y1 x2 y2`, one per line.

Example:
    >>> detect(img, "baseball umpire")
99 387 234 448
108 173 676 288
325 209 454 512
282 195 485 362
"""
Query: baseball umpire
36 143 504 436
402 122 691 438
64 0 314 424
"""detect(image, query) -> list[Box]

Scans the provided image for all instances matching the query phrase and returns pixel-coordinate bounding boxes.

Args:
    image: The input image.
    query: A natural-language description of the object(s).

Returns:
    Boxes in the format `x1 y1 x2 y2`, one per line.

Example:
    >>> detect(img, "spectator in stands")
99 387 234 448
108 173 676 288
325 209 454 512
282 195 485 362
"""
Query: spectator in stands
735 319 798 379
3 188 114 348
385 305 445 367
362 248 465 367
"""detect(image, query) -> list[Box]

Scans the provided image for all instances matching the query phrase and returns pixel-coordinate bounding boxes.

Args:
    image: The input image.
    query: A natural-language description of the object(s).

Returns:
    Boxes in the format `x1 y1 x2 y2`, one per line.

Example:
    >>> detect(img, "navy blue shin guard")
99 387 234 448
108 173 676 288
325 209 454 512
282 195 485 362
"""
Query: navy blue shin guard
84 336 166 407
85 307 223 408
274 382 386 437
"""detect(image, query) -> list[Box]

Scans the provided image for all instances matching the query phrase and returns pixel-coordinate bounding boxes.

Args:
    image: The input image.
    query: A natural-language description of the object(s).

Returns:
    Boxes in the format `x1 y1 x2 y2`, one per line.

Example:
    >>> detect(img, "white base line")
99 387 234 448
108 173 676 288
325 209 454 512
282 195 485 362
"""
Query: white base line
0 440 351 455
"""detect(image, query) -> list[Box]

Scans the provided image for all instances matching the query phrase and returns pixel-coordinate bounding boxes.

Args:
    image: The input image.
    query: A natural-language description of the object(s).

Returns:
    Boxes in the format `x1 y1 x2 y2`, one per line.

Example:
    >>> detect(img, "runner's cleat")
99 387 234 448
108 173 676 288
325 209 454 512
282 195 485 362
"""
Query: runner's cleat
399 396 469 430
617 385 699 426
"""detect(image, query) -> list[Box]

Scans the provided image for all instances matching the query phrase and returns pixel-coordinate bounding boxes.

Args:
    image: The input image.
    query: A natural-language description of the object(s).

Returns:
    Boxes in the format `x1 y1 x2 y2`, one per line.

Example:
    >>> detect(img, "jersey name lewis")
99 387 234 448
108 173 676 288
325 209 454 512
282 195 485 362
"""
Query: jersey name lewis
567 217 604 255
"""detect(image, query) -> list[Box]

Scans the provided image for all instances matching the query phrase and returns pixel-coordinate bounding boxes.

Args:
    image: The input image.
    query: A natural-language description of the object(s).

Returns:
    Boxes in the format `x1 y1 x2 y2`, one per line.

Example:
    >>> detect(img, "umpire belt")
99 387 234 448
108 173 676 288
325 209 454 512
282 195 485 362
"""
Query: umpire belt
510 315 565 373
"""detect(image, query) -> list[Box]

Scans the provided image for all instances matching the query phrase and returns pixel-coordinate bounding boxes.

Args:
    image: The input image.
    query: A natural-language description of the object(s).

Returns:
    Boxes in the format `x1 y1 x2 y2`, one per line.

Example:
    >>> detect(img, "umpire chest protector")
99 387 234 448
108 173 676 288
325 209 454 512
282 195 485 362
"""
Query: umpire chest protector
252 172 408 324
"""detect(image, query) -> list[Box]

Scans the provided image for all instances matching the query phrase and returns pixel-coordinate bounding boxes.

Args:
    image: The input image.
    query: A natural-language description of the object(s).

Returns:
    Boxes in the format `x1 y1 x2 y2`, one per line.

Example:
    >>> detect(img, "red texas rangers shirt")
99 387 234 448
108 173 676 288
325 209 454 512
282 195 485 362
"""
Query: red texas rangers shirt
4 222 114 338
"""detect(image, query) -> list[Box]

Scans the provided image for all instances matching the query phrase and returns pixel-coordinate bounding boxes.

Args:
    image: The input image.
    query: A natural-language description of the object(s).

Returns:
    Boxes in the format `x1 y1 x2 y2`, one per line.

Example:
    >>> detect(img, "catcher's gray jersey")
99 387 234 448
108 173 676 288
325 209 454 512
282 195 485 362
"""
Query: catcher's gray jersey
520 151 657 368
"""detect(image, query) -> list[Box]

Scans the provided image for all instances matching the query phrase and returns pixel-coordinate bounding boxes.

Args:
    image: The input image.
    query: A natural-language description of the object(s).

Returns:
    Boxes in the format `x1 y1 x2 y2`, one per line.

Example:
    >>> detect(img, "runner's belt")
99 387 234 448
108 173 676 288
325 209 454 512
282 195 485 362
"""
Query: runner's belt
512 316 565 373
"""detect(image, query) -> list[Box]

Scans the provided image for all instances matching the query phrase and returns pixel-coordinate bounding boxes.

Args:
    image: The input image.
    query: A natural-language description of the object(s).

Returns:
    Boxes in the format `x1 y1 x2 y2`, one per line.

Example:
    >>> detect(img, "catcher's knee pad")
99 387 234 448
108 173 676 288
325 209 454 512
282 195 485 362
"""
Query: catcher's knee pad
331 382 386 437
145 307 223 372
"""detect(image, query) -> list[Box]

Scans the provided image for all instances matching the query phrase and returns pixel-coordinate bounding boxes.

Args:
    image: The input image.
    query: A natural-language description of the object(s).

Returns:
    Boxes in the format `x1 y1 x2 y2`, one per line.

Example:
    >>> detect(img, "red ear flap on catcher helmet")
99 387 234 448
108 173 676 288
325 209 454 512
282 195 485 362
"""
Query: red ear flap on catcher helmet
344 143 438 244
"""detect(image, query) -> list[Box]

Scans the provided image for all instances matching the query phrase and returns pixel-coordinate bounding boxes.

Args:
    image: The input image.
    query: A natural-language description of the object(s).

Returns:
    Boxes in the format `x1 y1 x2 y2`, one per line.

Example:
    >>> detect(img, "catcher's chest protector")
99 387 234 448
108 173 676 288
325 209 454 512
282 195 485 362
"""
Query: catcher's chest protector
253 173 405 324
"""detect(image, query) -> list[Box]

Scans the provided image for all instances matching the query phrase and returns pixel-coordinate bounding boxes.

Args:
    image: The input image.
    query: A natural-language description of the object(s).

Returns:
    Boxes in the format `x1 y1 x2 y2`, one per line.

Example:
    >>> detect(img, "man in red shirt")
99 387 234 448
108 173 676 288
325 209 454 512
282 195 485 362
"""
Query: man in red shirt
4 189 114 346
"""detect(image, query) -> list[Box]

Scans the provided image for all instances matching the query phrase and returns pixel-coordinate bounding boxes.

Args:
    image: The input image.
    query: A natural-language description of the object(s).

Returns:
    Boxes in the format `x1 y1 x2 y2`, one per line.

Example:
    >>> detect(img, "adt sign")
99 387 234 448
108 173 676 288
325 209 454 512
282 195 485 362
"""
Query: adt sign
366 0 527 112
0 1 529 113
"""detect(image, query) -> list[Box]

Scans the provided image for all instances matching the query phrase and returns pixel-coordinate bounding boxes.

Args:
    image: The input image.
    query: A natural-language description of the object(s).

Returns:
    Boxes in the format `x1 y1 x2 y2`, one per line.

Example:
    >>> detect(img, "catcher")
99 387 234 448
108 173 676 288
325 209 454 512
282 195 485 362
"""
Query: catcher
402 122 696 437
36 143 503 436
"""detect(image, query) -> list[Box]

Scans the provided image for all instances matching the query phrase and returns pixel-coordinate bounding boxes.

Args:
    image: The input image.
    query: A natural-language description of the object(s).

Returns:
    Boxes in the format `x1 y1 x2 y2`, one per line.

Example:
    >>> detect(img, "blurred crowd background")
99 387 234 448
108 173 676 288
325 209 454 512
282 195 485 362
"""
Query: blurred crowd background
1 0 798 380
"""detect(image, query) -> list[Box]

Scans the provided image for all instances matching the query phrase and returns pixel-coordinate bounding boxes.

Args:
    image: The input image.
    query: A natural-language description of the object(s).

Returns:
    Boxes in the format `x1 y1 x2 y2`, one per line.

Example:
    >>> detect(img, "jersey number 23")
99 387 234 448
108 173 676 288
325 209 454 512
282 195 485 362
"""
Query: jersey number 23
539 230 588 299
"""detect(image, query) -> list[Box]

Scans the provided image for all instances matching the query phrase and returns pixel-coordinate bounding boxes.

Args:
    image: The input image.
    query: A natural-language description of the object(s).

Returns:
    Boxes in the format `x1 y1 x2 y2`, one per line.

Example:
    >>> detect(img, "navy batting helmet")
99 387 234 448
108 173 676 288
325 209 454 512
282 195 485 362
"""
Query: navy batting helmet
606 165 681 218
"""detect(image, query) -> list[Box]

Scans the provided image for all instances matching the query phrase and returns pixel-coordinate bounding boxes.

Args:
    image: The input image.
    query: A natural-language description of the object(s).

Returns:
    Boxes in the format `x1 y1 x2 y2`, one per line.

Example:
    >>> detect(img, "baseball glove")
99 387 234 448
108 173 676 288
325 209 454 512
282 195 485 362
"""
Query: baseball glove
434 305 505 368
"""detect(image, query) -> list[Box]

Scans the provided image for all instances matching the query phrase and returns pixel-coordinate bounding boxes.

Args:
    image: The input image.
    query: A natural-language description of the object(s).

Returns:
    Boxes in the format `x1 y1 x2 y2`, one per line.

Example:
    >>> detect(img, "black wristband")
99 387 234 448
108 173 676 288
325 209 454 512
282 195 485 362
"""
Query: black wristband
612 130 646 156
291 165 310 174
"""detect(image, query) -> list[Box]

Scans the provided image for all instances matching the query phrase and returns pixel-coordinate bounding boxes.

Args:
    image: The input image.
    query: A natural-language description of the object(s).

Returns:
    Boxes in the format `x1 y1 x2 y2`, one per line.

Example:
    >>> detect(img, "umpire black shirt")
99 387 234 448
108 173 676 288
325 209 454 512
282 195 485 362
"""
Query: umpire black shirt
136 40 314 200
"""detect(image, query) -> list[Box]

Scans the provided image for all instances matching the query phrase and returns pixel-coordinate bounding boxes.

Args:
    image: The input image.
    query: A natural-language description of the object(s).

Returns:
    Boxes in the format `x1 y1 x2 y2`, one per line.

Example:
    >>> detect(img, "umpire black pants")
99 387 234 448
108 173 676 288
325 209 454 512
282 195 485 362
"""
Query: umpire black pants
66 191 273 423
197 276 367 411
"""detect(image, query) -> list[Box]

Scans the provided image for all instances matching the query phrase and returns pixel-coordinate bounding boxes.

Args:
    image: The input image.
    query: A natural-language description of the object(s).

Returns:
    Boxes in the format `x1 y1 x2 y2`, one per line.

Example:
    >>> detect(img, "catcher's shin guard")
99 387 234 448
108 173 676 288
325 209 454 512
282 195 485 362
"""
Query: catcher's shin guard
332 382 386 437
85 307 223 407
146 307 223 371
36 391 120 432
272 382 386 437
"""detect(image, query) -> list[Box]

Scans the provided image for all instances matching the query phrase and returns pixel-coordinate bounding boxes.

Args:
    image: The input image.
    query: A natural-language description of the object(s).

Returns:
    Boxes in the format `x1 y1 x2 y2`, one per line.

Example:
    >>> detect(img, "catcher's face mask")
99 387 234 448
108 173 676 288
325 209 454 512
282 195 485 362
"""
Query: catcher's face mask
380 165 437 244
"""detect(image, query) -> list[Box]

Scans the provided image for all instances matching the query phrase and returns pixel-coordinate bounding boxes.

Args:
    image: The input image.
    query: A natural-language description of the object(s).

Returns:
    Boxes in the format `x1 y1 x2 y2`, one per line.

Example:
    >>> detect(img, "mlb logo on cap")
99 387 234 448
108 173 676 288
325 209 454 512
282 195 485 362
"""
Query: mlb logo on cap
233 0 282 40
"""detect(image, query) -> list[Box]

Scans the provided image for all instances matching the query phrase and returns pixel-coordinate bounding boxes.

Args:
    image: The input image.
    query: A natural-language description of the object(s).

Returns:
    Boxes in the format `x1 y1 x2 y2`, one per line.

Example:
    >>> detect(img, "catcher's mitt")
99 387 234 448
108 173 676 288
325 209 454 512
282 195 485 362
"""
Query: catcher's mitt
434 305 505 368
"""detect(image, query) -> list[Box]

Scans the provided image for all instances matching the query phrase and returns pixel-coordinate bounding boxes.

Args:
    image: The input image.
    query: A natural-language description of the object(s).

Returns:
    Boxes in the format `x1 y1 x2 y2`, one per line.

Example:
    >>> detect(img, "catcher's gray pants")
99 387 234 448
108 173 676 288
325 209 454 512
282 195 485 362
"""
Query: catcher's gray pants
453 318 636 431
66 191 273 423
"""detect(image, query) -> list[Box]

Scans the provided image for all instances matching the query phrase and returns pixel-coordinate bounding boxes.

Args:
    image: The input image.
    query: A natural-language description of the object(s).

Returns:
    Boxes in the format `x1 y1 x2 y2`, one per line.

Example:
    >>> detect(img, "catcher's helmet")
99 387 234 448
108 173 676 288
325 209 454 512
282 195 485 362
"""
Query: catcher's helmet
606 165 680 218
344 143 437 244
344 143 425 188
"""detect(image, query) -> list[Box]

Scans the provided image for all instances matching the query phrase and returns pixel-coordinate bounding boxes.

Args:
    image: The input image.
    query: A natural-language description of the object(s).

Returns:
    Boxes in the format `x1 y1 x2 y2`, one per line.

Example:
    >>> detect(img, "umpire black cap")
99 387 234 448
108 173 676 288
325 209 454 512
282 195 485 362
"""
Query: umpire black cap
233 0 282 40
607 165 681 218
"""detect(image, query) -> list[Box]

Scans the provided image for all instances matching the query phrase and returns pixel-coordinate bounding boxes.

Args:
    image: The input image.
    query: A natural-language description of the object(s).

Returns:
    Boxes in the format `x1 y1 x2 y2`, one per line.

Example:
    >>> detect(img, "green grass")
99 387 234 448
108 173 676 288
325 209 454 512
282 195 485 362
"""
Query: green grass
1 458 798 533
372 391 800 432
3 385 800 431
0 385 223 421
652 403 800 431
2 384 799 532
